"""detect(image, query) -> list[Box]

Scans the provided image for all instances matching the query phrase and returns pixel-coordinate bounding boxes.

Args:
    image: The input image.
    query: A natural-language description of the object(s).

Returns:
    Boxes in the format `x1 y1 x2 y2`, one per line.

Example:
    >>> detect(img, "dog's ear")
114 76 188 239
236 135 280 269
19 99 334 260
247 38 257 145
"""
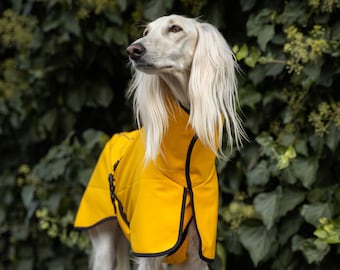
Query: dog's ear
189 22 244 156
128 71 169 163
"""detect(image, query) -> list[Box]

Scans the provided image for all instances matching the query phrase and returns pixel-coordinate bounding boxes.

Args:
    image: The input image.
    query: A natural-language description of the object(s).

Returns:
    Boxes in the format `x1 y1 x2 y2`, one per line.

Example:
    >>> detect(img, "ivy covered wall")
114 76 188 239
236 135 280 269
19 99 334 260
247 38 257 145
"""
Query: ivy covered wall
0 0 339 269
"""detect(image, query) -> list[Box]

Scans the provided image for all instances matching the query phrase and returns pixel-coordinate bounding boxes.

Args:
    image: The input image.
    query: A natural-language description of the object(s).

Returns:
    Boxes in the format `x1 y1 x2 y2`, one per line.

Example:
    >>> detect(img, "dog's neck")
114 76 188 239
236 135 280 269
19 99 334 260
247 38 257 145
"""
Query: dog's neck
159 71 190 109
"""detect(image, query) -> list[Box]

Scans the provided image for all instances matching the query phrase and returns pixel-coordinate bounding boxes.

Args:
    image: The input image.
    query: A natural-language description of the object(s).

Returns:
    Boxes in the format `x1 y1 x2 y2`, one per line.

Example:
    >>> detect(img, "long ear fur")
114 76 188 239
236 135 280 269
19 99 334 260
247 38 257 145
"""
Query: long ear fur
127 71 169 163
189 22 245 157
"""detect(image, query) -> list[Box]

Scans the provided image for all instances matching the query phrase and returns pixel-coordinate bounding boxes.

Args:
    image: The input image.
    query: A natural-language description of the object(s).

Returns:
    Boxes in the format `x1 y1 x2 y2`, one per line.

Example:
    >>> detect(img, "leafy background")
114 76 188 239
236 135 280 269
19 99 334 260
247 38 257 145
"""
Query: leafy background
0 0 339 269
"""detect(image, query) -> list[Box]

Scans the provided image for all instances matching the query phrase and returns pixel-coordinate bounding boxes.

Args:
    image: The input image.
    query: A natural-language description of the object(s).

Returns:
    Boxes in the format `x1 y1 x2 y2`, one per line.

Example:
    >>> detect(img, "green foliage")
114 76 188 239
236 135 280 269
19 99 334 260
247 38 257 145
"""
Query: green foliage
314 217 340 244
218 0 340 269
0 0 339 269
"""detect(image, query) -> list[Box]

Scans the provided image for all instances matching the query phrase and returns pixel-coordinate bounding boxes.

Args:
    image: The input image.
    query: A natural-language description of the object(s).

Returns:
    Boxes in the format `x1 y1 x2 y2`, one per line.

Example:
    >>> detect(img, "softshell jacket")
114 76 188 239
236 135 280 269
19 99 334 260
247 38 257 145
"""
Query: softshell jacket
74 101 218 264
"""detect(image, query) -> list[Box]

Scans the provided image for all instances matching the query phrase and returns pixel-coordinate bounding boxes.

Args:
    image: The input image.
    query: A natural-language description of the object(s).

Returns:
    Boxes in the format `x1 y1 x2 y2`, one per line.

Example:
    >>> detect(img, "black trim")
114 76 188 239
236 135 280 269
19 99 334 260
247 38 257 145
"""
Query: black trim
116 195 130 226
179 102 190 114
131 187 188 258
113 160 120 171
167 217 193 257
185 136 198 190
185 135 214 263
108 173 117 214
74 216 117 230
109 159 130 225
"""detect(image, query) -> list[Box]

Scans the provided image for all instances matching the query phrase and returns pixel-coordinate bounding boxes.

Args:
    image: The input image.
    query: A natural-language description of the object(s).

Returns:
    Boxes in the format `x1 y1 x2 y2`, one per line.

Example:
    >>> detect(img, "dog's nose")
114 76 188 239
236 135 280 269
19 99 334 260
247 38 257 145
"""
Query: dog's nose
127 43 145 61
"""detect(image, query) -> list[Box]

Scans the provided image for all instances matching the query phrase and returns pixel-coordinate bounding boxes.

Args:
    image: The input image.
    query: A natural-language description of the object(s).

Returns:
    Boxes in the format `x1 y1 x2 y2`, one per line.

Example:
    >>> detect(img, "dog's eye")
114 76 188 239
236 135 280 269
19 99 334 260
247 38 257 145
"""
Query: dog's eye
169 25 182 33
143 29 149 36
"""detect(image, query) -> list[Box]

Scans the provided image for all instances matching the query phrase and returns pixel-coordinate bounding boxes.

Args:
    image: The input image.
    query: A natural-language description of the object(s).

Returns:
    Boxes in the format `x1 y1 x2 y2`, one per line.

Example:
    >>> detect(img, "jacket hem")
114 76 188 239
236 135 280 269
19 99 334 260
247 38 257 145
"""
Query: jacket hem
74 216 117 230
131 187 189 258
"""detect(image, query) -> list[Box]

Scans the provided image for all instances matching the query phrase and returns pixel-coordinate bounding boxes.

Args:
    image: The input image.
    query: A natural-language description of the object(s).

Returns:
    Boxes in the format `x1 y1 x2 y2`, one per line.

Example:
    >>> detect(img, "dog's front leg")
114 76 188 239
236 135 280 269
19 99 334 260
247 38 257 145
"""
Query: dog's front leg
115 224 131 270
89 219 130 270
171 222 209 270
137 257 165 270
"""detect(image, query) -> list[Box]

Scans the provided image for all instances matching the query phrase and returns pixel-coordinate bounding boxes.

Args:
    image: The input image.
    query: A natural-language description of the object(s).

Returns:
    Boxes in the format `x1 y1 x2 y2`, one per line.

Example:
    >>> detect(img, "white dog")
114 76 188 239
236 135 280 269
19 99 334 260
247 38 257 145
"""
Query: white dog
74 14 244 270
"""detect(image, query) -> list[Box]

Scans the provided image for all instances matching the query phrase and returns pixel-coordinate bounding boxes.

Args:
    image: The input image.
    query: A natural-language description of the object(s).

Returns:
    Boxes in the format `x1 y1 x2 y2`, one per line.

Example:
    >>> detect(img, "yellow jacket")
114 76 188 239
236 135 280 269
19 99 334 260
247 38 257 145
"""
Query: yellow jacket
74 101 218 264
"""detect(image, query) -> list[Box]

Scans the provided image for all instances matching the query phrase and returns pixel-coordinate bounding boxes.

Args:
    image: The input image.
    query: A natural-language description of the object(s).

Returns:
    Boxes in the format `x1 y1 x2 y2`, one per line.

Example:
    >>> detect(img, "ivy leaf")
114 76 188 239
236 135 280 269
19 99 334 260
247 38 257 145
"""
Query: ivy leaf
291 158 318 189
245 46 261 67
326 124 340 151
33 157 69 181
300 203 333 227
239 87 262 109
143 0 173 20
264 62 284 77
240 0 256 12
236 44 249 61
278 213 303 245
103 10 123 25
277 145 296 170
271 247 293 270
43 18 62 32
246 160 270 187
303 61 322 82
110 27 128 46
17 258 33 270
117 0 127 11
314 218 340 244
0 207 5 224
331 21 340 41
249 64 266 85
258 24 274 51
247 9 273 36
282 166 297 185
215 242 227 270
254 190 279 229
238 223 276 266
21 185 35 209
246 10 275 51
47 258 67 270
295 139 308 156
292 236 330 264
46 193 63 215
277 1 309 25
254 188 304 230
91 81 114 107
278 189 305 217
66 87 86 112
41 109 57 132
82 129 108 149
62 12 80 36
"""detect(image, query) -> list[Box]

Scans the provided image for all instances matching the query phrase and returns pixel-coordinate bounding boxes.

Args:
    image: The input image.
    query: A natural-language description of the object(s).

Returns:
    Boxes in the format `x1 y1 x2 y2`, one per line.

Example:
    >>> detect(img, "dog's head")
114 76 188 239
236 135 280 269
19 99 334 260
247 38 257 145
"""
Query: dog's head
127 15 198 75
127 15 245 162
